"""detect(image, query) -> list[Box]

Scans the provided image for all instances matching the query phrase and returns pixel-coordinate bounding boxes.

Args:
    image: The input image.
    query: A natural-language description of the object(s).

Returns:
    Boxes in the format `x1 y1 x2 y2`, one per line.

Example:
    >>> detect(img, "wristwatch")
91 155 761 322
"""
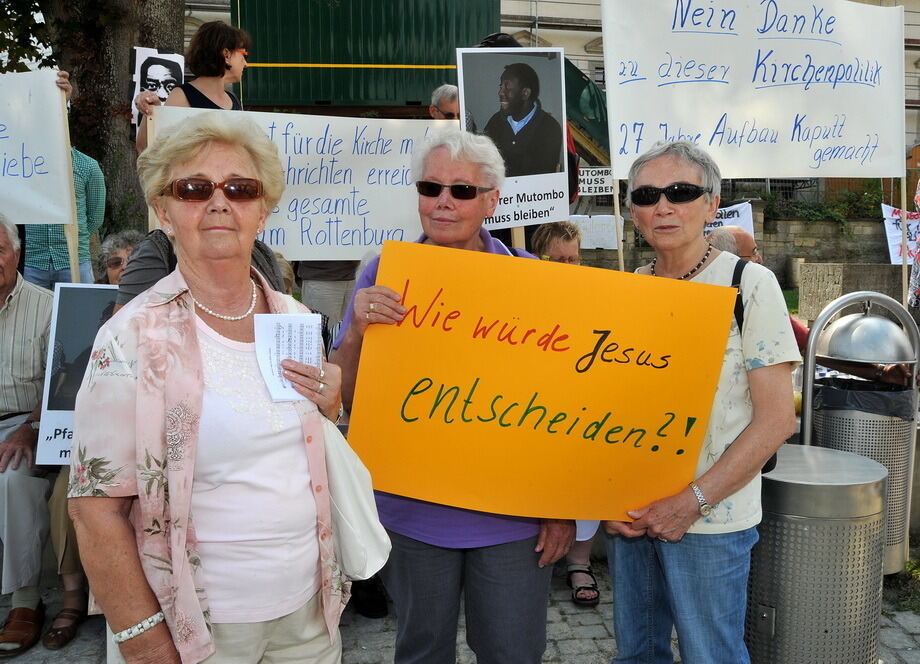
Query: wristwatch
688 481 712 517
24 419 40 432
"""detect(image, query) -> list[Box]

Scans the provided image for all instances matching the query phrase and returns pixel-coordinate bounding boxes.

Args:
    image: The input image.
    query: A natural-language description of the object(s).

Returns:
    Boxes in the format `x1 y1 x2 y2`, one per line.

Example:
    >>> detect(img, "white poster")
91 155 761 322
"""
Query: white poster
457 47 569 230
571 214 624 250
705 202 754 236
37 284 118 465
132 48 184 126
881 204 920 264
154 106 450 260
602 0 905 178
578 167 614 196
0 70 74 226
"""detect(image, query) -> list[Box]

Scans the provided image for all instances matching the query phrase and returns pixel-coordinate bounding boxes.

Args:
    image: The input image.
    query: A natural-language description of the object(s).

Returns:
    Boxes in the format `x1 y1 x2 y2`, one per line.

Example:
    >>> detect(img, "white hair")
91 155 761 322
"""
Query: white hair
0 213 20 252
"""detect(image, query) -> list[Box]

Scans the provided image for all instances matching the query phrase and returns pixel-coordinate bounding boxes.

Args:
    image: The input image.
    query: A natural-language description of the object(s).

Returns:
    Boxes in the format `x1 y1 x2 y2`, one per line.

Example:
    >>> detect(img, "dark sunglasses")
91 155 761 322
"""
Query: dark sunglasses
630 183 711 207
166 178 263 202
435 108 457 119
416 181 494 200
105 256 126 269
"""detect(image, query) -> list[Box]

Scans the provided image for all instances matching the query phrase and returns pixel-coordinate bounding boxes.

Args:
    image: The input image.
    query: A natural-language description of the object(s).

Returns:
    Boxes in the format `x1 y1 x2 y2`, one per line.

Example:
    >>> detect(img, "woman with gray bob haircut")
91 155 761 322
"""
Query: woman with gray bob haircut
331 127 574 664
626 139 722 205
604 140 798 664
96 230 145 285
70 111 350 664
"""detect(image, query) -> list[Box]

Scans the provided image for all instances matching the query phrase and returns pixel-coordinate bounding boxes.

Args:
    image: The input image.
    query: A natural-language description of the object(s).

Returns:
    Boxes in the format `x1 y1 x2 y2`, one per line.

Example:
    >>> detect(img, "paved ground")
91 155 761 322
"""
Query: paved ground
4 560 920 663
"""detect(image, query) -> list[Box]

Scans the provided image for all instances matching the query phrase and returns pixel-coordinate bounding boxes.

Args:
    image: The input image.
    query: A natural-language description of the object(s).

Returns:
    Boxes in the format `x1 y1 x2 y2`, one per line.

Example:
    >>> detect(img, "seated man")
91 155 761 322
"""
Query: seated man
0 213 53 657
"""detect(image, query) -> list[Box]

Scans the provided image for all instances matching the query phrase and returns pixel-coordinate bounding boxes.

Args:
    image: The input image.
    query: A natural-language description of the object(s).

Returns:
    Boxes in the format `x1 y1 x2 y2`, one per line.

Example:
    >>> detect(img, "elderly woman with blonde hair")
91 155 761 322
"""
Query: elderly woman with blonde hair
69 111 349 664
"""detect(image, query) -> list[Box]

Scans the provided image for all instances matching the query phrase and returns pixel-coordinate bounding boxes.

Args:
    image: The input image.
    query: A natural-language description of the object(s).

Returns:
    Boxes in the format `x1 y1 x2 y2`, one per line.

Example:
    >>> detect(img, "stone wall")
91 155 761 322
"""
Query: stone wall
577 197 893 288
798 263 905 324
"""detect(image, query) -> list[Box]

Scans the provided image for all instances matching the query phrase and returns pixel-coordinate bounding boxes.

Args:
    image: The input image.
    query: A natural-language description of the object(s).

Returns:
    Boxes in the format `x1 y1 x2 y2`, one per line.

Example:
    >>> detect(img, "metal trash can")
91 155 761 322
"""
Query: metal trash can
801 291 920 575
746 445 887 664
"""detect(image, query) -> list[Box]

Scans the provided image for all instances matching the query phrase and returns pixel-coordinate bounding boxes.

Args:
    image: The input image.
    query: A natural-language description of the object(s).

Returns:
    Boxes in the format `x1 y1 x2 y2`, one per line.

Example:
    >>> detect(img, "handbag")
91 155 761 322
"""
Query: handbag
321 417 391 580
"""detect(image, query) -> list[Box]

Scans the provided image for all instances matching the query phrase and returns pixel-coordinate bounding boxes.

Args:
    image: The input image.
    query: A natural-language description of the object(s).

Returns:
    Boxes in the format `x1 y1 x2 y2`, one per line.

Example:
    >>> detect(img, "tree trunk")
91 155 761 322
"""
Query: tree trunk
38 0 184 235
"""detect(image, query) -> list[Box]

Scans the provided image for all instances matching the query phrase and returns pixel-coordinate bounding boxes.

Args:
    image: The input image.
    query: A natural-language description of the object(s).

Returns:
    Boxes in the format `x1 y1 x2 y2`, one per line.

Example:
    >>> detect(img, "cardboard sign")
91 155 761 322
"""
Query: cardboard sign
881 204 920 263
132 48 184 126
602 0 905 178
37 284 118 465
153 106 447 260
705 202 755 236
579 167 614 196
570 214 624 250
347 242 736 520
0 70 74 226
457 48 570 230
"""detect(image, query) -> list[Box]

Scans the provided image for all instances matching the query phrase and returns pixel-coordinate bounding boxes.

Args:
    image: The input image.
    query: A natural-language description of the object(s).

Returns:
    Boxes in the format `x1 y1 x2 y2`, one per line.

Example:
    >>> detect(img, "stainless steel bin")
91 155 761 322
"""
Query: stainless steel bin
746 445 887 664
802 291 920 575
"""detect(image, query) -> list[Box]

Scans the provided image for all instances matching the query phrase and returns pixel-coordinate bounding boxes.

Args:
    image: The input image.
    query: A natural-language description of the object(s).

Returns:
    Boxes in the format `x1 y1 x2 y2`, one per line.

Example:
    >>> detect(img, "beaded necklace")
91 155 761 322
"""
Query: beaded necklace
190 278 258 321
650 243 713 280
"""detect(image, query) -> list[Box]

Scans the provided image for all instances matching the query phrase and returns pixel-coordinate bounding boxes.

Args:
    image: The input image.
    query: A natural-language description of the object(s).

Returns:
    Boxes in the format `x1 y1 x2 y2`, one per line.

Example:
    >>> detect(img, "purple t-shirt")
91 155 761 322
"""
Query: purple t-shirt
334 229 542 548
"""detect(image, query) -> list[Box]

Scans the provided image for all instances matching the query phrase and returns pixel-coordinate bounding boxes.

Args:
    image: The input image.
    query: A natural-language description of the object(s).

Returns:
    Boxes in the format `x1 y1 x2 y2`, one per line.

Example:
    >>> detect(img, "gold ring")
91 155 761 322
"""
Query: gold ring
365 311 370 320
657 536 668 543
318 382 325 393
369 302 376 311
319 367 325 380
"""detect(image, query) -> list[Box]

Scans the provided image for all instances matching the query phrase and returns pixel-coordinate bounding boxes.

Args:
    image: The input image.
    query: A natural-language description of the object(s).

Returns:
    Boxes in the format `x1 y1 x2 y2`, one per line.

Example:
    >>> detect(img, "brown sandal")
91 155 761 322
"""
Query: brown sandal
41 591 86 651
0 602 45 658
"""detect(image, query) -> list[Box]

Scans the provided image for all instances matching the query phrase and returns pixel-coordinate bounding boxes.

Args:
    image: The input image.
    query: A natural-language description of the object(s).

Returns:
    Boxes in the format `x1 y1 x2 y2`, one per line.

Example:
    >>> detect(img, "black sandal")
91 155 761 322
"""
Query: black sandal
566 563 600 607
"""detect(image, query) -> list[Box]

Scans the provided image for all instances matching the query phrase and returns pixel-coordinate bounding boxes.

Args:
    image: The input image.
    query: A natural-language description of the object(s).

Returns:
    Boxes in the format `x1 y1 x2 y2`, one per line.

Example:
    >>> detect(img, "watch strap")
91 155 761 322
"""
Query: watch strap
688 481 711 515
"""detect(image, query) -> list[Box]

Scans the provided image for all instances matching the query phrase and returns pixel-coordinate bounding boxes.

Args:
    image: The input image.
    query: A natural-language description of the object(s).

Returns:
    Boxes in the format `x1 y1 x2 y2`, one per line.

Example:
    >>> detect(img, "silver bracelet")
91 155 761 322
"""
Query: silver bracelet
112 611 165 643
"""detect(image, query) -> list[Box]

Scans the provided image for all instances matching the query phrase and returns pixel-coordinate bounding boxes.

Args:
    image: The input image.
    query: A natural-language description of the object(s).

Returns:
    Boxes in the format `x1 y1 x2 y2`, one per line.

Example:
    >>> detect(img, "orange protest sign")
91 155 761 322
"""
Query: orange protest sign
348 241 736 520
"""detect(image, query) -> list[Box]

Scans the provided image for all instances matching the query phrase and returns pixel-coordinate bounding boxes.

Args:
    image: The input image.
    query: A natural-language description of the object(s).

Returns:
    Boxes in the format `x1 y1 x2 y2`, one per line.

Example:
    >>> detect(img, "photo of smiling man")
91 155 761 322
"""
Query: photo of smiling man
482 62 564 177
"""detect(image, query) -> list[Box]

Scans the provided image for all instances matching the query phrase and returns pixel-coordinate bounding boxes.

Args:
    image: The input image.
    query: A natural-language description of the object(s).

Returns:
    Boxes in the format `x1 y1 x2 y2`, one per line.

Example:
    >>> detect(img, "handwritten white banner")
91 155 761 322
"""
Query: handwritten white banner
154 106 448 260
0 70 74 226
602 0 905 178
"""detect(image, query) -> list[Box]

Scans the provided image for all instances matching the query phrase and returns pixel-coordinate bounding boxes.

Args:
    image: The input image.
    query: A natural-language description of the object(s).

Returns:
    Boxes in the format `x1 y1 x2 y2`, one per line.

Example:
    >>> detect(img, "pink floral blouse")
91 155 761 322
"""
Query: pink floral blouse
69 268 349 664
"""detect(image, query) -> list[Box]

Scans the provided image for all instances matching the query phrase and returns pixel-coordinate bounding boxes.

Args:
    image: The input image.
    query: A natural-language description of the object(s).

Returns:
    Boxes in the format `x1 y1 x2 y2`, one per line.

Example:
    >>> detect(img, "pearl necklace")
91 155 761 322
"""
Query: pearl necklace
190 279 258 321
650 243 713 280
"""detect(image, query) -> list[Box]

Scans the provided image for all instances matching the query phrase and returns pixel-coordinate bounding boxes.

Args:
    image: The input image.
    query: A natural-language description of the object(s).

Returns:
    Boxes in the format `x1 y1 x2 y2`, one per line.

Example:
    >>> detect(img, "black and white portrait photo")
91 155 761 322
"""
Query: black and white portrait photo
458 49 566 178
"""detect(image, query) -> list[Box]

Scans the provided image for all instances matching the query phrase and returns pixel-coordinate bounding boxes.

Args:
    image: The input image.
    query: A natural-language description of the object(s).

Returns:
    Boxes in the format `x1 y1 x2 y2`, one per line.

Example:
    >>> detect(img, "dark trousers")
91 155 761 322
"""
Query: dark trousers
380 530 553 664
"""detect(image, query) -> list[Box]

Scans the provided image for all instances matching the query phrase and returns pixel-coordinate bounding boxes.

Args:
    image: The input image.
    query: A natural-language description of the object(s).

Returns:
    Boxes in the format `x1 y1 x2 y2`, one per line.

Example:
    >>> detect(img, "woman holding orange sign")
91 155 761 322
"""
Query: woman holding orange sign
331 128 574 664
603 140 799 664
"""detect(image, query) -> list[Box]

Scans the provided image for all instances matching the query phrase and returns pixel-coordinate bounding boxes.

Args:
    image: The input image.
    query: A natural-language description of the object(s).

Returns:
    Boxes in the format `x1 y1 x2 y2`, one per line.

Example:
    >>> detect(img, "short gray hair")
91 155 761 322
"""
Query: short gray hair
411 127 505 190
98 229 145 273
431 84 458 107
627 140 721 206
0 213 20 252
706 226 736 254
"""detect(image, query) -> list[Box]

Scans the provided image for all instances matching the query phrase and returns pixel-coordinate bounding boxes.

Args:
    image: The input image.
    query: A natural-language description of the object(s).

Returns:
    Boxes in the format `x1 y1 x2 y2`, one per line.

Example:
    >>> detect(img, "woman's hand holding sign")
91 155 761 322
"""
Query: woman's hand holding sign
351 285 406 336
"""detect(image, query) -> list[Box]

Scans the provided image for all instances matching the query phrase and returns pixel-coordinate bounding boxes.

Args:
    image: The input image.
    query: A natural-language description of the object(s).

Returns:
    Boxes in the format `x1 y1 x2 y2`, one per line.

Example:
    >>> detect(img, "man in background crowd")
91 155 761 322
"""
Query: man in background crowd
0 214 53 657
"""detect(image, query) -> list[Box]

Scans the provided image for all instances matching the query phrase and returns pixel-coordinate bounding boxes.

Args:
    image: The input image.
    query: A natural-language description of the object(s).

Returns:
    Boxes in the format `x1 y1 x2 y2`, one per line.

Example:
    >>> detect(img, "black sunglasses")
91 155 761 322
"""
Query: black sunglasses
416 181 494 200
166 177 263 202
105 256 126 269
435 107 457 119
630 183 711 207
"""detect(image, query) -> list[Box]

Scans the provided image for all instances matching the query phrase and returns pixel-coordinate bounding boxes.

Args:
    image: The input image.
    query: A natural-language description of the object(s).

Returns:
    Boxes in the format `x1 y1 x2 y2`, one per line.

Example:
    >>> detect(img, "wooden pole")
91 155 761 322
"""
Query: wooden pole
146 113 159 232
901 175 909 308
612 179 625 271
511 226 525 250
59 85 80 283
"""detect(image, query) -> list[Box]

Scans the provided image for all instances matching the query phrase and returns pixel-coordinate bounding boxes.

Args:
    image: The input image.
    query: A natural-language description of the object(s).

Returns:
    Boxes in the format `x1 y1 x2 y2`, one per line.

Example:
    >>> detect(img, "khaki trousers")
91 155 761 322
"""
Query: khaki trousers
107 591 341 663
0 416 50 595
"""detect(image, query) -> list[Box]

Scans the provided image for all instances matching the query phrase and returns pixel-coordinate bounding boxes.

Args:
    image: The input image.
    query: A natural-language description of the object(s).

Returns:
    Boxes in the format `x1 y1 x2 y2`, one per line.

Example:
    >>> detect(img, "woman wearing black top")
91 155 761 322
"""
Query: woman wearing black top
135 21 249 152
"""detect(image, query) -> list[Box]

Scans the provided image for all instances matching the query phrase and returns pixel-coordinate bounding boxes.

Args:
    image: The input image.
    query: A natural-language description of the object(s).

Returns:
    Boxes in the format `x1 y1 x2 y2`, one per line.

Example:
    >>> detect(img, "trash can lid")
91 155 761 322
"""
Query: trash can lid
815 313 915 364
763 445 888 518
